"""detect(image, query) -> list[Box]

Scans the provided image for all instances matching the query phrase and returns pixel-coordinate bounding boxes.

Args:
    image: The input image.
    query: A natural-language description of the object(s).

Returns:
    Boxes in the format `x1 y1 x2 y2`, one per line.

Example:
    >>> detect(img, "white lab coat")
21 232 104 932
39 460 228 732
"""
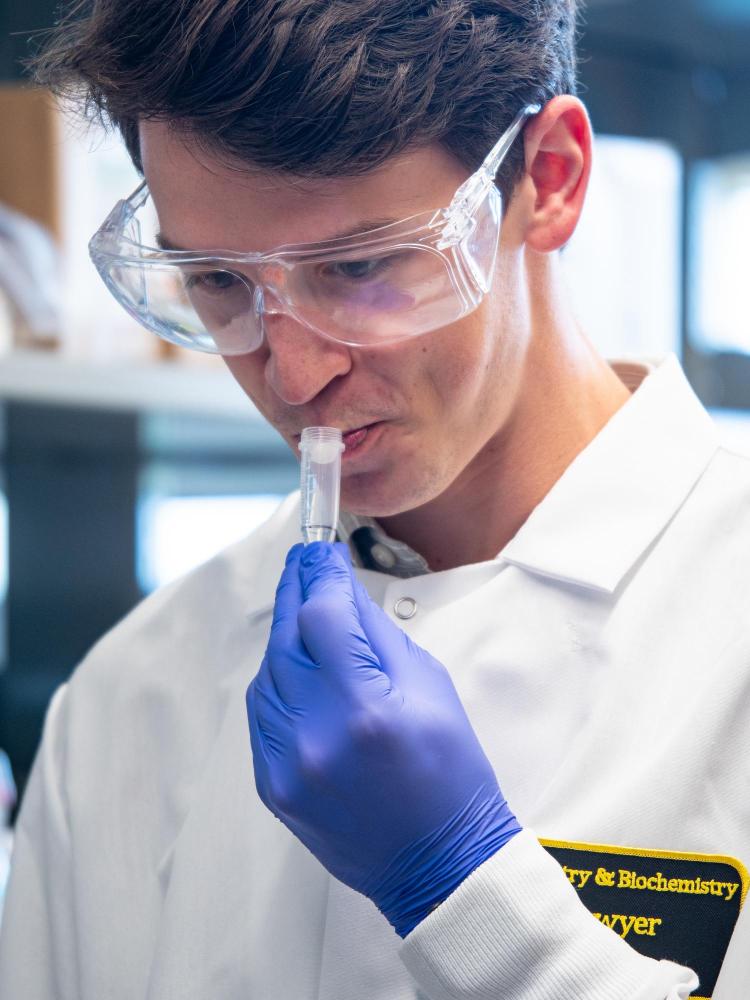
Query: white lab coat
0 354 748 1000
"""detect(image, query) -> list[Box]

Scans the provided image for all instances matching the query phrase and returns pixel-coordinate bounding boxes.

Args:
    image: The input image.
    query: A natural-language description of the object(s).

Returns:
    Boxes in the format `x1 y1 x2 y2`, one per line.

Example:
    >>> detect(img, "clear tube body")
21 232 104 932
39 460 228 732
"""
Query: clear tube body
299 427 344 544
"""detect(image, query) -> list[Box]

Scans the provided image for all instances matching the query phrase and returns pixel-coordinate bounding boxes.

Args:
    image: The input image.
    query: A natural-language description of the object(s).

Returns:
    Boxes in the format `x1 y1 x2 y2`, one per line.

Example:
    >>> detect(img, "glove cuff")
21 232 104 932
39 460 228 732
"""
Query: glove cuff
373 789 522 938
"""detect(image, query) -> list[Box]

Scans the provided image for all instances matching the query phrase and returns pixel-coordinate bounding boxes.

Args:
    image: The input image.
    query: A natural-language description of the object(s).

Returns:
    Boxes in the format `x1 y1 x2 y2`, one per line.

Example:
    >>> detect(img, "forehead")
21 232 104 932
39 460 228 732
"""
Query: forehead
139 120 468 252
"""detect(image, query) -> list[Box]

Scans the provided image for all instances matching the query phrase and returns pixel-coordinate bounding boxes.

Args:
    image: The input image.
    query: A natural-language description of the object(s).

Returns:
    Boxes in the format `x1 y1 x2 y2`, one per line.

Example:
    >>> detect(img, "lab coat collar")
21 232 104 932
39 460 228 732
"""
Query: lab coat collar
499 354 721 595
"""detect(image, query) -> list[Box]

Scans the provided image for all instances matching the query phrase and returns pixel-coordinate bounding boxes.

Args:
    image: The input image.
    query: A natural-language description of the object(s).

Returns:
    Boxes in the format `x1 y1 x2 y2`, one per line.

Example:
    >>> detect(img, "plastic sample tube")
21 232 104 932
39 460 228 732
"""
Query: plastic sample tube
299 426 344 544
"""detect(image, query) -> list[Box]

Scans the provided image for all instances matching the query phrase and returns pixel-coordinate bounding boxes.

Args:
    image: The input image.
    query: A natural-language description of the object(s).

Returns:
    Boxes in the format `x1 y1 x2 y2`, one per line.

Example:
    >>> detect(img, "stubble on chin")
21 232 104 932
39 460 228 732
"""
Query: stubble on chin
340 458 447 519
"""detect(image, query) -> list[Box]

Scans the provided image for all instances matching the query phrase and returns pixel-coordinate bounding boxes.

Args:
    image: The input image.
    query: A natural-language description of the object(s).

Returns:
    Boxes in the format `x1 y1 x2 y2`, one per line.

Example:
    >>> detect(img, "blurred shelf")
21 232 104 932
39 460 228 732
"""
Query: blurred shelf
0 350 261 420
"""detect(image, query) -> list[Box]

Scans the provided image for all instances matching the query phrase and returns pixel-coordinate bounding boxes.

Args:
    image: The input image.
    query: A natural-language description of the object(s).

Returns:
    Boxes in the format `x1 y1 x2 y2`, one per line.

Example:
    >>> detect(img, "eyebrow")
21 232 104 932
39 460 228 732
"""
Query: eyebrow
154 218 400 253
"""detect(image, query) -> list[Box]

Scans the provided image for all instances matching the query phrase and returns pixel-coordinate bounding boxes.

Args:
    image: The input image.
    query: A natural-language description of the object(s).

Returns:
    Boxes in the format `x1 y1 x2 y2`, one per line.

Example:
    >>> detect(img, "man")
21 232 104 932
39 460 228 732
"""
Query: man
1 1 748 997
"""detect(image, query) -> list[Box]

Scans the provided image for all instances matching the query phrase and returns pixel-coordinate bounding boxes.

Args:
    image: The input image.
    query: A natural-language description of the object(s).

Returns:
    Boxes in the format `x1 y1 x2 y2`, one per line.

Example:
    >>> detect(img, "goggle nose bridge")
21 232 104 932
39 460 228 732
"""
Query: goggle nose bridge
249 264 290 320
254 285 286 318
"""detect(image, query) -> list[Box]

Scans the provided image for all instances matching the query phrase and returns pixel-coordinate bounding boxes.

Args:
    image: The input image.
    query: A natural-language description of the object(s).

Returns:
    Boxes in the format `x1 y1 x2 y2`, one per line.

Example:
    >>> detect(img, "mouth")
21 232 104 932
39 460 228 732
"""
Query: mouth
293 421 384 457
342 424 377 452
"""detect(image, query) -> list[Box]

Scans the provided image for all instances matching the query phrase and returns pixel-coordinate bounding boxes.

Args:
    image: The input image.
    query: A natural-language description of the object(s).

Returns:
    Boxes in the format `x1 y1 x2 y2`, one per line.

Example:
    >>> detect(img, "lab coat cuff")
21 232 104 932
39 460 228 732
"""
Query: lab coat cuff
398 829 699 1000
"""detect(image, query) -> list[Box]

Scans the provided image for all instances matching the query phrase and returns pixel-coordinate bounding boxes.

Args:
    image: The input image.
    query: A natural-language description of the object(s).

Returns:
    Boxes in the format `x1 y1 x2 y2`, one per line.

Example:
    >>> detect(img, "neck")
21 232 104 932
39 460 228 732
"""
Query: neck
378 256 633 572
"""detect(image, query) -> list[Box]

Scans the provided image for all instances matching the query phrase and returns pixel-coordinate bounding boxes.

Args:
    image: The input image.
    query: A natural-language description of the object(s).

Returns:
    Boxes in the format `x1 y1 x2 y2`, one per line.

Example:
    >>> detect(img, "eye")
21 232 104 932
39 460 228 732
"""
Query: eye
323 257 395 281
185 270 242 293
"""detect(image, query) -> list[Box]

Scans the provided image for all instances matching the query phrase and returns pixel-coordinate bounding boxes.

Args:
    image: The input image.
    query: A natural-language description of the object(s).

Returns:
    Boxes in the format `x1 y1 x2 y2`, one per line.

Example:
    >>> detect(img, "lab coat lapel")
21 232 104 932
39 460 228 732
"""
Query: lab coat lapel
144 666 331 1000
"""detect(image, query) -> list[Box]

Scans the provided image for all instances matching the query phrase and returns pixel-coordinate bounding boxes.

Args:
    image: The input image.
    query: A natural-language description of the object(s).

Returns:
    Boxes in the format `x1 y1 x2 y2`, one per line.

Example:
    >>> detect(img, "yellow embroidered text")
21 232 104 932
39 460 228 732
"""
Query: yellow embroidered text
617 870 740 901
593 912 663 939
561 866 593 889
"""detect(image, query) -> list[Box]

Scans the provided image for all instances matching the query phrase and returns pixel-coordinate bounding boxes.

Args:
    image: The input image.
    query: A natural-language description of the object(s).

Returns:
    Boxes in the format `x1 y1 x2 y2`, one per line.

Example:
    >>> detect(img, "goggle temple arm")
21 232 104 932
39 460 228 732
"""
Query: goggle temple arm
482 103 542 182
438 102 541 248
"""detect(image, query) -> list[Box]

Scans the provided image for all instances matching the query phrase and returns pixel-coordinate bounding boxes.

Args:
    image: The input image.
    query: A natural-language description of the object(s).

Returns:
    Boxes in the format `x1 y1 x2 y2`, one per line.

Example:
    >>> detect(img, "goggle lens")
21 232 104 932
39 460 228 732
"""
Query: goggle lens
94 174 502 355
102 261 264 354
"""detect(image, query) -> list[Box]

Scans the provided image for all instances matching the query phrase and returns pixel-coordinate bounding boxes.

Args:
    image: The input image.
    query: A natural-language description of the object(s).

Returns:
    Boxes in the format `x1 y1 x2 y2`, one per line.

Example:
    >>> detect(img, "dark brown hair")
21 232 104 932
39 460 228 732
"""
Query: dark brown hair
32 0 579 201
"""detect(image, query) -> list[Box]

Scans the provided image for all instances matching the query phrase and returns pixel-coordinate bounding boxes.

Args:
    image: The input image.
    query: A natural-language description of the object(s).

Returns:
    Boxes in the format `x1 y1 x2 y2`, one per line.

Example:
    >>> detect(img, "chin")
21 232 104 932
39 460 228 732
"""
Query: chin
340 467 442 518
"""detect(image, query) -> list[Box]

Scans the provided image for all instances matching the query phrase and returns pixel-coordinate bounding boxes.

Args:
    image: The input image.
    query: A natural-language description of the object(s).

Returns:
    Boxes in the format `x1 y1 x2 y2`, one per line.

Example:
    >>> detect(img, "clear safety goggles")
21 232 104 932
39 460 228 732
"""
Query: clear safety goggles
89 104 540 355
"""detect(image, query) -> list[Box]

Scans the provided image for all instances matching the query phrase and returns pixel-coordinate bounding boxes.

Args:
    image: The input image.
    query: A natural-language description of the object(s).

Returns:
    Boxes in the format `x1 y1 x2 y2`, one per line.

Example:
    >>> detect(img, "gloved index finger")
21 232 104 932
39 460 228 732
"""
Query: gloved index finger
265 543 321 705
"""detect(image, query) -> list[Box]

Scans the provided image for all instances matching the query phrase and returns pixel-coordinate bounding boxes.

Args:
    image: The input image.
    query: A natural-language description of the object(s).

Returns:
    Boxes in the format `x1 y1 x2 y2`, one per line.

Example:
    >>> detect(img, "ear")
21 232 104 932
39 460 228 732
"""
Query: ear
521 96 593 253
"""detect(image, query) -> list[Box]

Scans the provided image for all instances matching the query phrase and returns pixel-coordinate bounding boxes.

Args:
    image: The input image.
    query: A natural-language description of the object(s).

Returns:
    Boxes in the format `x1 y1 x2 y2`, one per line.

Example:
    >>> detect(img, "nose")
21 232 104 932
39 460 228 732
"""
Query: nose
262 305 352 406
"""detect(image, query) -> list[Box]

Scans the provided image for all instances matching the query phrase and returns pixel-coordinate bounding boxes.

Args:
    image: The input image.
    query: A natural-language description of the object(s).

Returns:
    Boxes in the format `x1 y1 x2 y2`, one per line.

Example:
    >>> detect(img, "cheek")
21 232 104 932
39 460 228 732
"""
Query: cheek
420 312 502 412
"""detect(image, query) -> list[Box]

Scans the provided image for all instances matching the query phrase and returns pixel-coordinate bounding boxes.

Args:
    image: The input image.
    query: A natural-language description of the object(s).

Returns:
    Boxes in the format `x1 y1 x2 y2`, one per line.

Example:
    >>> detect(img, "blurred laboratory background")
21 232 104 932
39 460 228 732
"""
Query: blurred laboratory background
0 0 749 899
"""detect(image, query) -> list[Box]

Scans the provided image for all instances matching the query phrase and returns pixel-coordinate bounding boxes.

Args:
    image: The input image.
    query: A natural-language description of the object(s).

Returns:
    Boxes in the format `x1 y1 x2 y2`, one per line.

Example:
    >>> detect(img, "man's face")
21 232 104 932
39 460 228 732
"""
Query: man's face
140 123 529 517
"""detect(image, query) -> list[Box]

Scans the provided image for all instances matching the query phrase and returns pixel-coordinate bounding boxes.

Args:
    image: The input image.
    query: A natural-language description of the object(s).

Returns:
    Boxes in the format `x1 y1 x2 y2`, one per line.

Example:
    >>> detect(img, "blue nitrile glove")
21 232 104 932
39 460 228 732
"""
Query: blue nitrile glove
246 542 521 937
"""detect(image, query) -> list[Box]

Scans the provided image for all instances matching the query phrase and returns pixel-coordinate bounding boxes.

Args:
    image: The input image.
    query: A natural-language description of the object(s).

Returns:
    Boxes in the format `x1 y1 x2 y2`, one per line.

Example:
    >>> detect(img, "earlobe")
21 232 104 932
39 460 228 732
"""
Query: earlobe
522 96 593 254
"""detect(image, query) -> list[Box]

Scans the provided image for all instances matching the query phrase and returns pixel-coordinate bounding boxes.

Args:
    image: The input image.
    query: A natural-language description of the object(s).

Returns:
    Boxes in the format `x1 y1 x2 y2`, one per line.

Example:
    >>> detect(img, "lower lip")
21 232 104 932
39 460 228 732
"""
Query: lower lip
342 422 385 461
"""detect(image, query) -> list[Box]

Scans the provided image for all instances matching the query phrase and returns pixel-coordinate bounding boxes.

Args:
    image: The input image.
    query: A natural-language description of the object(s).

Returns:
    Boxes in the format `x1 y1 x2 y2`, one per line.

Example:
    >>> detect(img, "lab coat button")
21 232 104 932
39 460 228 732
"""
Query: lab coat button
394 597 417 620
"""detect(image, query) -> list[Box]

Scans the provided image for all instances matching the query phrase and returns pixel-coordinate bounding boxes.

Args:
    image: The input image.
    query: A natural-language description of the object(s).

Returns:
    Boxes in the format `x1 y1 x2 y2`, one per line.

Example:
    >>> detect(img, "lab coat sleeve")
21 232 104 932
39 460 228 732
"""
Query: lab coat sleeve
399 829 700 1000
0 685 79 1000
